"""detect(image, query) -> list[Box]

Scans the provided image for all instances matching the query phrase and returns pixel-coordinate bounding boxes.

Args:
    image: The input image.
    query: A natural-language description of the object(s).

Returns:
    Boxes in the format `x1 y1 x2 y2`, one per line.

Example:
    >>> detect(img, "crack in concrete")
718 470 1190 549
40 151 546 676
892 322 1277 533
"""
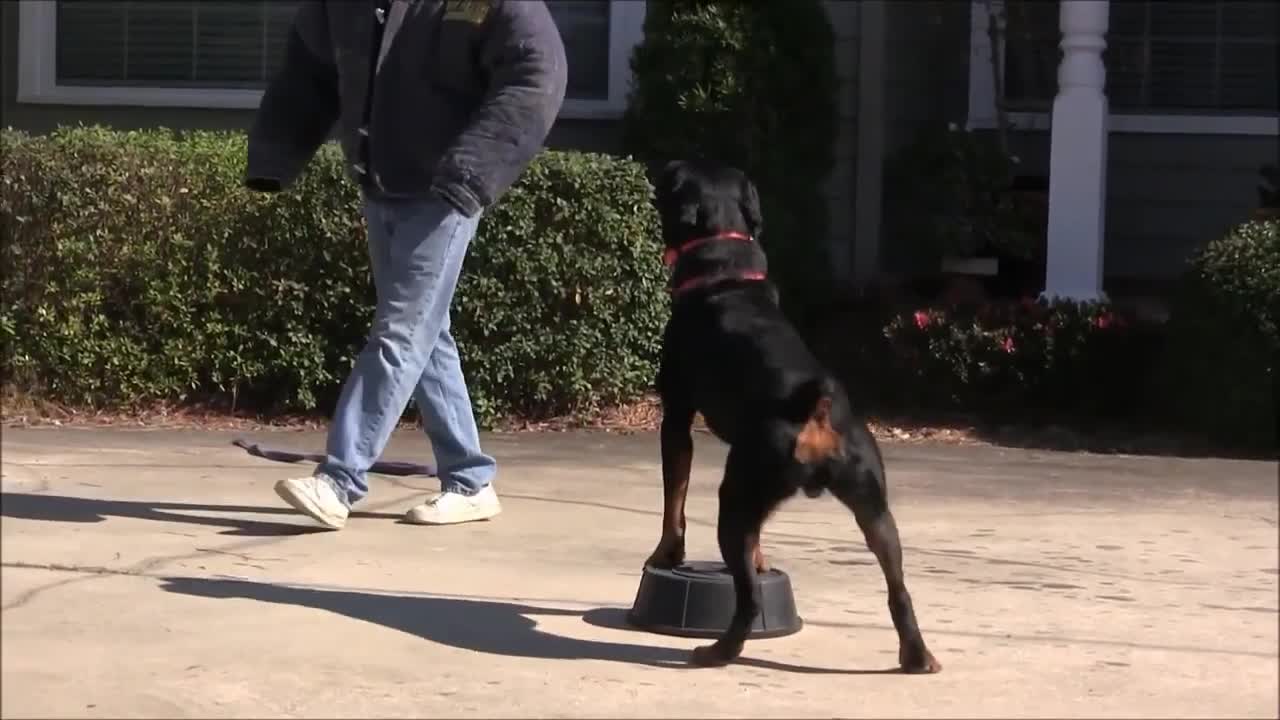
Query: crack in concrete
1 535 292 612
194 548 286 563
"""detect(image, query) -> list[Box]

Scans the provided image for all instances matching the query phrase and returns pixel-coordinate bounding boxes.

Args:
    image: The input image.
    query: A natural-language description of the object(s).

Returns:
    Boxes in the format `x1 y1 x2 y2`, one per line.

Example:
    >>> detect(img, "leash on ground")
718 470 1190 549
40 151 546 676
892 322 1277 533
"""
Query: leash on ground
231 438 437 477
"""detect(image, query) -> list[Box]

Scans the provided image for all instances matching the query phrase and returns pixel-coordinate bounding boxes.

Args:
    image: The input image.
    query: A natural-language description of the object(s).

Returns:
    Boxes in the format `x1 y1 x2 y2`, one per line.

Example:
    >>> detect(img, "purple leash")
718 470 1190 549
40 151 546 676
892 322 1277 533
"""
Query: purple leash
232 438 437 477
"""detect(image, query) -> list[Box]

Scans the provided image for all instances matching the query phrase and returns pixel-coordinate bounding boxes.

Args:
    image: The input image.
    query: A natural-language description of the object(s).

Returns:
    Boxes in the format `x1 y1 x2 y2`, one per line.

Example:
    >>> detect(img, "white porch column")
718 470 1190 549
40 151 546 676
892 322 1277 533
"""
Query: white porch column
1042 0 1109 302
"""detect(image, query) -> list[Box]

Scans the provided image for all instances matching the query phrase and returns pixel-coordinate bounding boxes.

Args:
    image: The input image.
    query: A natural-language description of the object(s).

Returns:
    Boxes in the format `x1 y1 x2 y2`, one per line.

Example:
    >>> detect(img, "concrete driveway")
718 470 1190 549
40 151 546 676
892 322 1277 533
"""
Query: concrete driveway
1 427 1276 718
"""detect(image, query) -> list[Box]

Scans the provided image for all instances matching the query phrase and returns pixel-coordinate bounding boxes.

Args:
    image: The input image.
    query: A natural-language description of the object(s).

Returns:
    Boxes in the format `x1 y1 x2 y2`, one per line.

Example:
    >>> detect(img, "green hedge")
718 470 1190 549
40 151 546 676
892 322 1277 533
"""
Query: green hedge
0 126 668 425
623 0 838 313
1154 219 1279 450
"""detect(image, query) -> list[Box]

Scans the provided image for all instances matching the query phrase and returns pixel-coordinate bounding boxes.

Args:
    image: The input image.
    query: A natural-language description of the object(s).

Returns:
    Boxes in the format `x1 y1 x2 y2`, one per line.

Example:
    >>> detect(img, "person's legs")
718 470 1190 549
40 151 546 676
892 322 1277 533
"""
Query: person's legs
275 195 484 528
401 316 500 524
413 315 497 495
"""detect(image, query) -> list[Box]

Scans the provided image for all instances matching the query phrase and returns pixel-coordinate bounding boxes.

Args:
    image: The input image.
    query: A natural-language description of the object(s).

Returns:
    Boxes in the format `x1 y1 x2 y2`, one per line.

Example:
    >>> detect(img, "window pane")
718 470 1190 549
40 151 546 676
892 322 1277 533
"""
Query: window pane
1108 1 1147 37
55 0 608 96
54 0 297 88
265 4 299 80
56 0 126 84
1001 0 1059 108
1147 39 1217 109
125 4 195 84
546 0 611 101
1105 37 1147 110
1220 41 1279 110
999 0 1279 114
1148 1 1218 37
195 2 266 86
1221 1 1280 39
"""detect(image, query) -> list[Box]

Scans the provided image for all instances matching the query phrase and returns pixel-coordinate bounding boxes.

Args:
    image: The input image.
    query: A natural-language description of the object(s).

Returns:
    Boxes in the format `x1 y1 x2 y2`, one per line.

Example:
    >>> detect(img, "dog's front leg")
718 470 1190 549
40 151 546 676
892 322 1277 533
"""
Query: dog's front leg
645 406 695 569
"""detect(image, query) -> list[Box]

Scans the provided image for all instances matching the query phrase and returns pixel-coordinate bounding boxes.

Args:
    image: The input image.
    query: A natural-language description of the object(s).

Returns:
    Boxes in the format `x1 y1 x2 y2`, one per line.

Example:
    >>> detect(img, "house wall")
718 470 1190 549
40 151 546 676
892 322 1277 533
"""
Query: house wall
880 1 972 155
876 0 974 276
872 0 1278 284
822 0 860 280
1006 130 1276 281
0 2 620 152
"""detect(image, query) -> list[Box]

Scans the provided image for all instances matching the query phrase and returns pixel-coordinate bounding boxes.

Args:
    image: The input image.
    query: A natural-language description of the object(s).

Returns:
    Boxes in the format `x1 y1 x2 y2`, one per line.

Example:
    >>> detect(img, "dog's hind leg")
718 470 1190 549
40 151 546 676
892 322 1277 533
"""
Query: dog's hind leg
691 449 783 667
645 404 696 569
831 465 942 674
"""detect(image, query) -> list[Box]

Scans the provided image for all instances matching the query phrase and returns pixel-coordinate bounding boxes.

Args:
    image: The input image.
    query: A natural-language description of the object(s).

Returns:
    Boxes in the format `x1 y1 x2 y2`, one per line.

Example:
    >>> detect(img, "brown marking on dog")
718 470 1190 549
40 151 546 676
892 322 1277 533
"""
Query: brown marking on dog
794 396 841 464
646 446 693 569
751 538 769 573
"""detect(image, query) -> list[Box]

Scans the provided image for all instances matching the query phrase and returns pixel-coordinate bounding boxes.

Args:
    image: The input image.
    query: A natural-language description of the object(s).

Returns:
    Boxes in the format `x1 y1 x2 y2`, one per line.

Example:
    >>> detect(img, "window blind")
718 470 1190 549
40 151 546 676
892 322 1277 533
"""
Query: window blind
1001 0 1278 114
55 0 614 101
546 0 611 100
56 1 300 89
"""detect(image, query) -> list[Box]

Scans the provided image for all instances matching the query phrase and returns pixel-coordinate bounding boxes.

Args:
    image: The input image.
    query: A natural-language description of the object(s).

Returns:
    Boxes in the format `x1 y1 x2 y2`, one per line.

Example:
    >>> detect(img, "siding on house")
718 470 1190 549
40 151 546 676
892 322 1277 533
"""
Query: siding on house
873 0 1276 283
876 0 974 276
14 2 1258 286
0 2 621 152
1006 130 1277 280
881 1 972 154
822 0 860 280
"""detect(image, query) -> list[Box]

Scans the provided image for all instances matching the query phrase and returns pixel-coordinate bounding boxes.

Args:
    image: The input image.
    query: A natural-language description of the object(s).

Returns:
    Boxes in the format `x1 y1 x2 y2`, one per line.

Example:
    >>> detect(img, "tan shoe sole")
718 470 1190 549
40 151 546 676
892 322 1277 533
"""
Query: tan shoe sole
403 502 501 526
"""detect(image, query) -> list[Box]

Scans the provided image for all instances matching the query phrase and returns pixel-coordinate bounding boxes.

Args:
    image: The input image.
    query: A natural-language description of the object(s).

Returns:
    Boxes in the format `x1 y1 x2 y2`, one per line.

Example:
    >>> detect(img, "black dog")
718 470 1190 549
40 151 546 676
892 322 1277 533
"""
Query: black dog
645 159 941 673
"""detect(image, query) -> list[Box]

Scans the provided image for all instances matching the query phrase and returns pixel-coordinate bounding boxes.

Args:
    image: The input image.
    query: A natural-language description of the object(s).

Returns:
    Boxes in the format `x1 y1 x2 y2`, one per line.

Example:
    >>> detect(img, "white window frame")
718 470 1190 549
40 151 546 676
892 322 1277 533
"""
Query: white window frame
15 0 645 119
966 0 1279 136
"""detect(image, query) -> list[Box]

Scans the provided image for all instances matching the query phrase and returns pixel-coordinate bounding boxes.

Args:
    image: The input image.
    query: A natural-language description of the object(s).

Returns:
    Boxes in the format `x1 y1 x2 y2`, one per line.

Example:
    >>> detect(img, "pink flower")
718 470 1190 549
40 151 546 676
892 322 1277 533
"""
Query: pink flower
914 310 931 330
1094 312 1114 330
1001 337 1016 354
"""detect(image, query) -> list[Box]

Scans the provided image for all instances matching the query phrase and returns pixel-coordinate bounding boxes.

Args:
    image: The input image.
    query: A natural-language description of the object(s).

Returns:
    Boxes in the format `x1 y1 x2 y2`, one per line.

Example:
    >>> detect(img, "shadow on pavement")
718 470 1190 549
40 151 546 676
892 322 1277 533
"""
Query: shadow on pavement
159 576 899 674
0 492 400 537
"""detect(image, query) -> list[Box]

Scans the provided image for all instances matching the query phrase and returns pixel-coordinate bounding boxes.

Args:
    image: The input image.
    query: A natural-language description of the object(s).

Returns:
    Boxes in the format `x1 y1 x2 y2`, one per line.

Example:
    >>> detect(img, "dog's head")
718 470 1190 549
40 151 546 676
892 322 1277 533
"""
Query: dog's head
654 159 763 249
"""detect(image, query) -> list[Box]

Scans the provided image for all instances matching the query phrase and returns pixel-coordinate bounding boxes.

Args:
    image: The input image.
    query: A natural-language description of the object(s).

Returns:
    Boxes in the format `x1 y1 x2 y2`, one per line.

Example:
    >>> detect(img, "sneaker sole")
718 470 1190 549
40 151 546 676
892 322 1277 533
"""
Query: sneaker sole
403 504 501 526
274 481 347 530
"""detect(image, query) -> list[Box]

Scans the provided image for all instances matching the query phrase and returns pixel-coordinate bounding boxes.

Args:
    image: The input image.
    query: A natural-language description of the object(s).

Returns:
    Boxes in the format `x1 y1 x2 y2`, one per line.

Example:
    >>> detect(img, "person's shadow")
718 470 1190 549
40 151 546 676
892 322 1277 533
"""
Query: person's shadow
159 576 899 674
0 492 401 537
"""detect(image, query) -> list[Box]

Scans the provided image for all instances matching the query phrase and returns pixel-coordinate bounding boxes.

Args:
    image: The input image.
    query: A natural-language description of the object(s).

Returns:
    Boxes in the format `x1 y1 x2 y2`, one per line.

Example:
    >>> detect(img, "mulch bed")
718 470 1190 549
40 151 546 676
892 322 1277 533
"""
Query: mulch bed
5 392 1251 460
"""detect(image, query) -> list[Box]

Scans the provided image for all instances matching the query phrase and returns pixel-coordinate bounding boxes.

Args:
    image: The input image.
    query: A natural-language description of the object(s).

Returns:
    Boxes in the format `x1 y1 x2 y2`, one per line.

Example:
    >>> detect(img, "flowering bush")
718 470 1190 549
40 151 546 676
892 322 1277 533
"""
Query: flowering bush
881 298 1148 417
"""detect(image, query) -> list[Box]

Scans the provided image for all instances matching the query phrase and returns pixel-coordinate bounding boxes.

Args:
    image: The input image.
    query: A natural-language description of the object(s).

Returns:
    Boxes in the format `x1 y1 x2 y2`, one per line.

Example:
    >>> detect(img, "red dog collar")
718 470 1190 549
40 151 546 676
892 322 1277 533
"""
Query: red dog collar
662 231 753 267
671 270 767 295
664 231 767 296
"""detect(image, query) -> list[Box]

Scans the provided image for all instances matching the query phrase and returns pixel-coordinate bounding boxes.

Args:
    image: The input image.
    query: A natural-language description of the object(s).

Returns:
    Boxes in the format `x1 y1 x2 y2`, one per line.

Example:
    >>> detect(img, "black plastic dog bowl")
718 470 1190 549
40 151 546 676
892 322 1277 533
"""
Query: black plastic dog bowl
626 561 803 639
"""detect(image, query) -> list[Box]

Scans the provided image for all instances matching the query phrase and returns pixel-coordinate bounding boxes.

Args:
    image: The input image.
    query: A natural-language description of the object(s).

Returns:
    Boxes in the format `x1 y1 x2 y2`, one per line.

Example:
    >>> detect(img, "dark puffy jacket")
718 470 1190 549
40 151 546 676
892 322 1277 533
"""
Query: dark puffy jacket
245 0 567 217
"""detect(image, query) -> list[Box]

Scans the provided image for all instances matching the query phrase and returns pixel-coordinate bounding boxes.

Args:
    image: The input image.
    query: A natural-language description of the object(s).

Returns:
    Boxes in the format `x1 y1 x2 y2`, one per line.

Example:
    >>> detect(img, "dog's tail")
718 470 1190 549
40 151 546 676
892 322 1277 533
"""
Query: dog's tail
786 377 846 496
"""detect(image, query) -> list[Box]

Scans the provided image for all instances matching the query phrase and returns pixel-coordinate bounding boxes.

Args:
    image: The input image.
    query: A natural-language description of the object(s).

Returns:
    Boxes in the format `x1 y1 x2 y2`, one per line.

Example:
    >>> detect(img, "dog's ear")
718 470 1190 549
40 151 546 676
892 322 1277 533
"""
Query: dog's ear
657 160 701 227
739 177 763 238
658 160 687 197
679 201 700 227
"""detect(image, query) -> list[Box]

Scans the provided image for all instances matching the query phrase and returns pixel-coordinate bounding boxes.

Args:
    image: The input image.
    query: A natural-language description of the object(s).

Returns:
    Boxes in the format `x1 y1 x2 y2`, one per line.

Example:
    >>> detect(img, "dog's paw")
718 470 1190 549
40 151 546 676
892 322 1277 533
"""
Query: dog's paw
644 537 686 569
899 646 942 674
690 643 735 668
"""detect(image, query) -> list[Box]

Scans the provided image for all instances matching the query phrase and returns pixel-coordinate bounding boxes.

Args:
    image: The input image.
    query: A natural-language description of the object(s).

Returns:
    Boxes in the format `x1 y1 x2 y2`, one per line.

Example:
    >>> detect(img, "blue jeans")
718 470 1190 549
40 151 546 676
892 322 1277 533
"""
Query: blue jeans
317 195 497 506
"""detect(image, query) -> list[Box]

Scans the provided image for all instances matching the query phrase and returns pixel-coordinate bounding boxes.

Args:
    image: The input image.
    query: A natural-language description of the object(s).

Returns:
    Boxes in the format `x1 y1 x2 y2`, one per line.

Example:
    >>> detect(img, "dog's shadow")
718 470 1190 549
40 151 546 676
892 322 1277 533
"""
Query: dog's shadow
0 492 400 537
159 576 899 674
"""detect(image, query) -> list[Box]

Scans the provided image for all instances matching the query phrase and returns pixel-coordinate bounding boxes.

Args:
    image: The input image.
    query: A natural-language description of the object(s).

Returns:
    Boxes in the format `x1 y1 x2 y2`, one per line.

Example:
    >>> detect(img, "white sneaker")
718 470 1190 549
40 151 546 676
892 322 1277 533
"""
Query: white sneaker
274 475 349 530
404 485 501 526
